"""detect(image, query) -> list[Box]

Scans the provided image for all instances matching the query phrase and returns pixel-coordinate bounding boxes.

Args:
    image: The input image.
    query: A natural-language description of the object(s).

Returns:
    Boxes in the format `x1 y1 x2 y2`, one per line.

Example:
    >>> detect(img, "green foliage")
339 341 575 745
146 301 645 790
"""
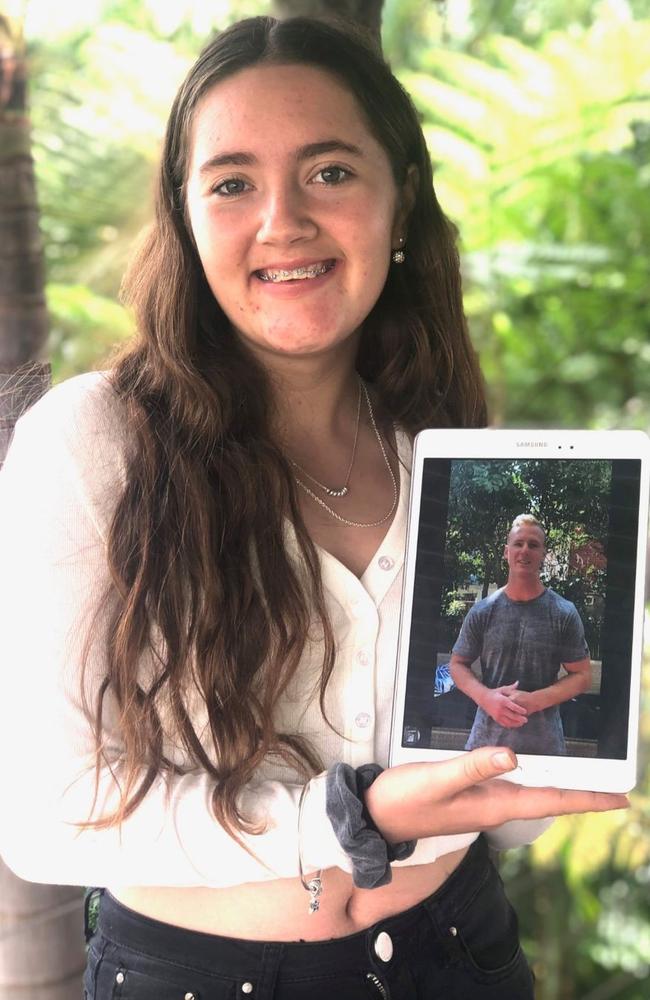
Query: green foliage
29 22 188 304
46 283 132 378
400 9 650 428
502 768 650 998
27 0 267 380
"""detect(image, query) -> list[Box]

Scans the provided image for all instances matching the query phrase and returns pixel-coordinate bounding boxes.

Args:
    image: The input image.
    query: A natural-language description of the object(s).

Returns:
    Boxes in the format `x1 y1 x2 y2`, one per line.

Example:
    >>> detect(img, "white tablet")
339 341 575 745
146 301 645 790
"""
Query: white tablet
389 428 650 792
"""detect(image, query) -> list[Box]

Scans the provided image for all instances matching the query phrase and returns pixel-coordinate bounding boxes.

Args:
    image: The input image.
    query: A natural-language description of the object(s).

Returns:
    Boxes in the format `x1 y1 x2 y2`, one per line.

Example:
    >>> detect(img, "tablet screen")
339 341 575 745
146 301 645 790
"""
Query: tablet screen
401 456 642 761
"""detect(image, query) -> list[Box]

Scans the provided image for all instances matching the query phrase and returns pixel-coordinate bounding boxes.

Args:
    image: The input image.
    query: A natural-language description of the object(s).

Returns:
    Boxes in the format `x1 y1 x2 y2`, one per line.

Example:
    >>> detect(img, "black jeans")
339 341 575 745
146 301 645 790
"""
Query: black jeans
84 836 534 999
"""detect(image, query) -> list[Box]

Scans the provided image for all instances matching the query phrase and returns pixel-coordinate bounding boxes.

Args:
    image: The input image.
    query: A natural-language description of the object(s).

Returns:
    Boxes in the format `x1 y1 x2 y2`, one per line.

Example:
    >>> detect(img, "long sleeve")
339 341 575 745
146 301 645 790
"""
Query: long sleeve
484 818 554 850
0 373 350 888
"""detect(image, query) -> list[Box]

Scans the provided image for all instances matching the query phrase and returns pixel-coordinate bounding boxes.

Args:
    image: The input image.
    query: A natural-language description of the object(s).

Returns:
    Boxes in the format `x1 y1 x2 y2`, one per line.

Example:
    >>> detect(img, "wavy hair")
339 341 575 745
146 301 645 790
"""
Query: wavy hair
88 16 487 836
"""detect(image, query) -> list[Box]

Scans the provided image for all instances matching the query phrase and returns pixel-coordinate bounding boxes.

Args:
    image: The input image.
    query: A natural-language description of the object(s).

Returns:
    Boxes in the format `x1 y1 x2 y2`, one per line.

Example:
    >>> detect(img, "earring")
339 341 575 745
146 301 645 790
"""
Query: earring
391 236 406 264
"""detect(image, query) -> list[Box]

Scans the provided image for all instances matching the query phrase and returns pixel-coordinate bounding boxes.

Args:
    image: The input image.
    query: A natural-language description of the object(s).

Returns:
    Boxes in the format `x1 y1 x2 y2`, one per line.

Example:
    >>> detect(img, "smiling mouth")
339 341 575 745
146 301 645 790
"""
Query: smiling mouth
255 260 336 283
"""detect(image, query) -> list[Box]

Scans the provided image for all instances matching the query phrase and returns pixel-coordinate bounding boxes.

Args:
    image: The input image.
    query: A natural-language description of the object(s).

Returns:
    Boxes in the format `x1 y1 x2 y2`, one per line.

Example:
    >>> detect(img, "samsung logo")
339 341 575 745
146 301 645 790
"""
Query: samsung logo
516 441 548 447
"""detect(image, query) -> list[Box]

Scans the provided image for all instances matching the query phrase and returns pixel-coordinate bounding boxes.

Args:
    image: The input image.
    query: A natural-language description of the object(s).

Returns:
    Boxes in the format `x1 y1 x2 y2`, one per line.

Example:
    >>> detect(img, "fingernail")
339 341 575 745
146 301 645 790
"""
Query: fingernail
492 751 515 770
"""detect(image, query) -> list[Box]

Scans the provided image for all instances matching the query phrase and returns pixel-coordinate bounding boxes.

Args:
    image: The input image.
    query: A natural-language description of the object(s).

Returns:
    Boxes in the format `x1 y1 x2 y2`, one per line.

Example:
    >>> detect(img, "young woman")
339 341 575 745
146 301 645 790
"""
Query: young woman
0 16 626 1000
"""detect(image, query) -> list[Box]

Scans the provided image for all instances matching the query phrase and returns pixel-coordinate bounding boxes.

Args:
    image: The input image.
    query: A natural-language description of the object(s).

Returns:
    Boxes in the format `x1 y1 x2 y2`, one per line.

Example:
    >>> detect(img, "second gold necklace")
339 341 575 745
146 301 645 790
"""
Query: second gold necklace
293 380 398 529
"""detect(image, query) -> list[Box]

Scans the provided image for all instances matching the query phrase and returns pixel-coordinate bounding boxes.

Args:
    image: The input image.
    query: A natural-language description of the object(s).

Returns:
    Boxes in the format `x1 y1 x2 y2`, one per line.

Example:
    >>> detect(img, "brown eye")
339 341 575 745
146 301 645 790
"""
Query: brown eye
313 166 351 185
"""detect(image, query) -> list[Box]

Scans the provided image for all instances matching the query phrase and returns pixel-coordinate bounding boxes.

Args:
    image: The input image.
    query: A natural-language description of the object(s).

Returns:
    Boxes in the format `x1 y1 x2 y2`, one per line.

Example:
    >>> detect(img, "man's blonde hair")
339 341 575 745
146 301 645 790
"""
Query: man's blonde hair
509 513 546 543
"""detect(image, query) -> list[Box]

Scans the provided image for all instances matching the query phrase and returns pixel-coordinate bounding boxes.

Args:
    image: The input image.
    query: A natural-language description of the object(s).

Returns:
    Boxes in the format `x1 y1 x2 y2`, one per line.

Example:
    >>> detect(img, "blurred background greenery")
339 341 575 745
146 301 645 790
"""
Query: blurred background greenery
14 0 650 996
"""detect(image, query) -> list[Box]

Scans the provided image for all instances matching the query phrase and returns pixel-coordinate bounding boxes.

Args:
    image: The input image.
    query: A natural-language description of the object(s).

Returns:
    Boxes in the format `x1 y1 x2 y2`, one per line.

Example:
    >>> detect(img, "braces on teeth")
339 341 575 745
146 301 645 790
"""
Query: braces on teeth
259 262 332 282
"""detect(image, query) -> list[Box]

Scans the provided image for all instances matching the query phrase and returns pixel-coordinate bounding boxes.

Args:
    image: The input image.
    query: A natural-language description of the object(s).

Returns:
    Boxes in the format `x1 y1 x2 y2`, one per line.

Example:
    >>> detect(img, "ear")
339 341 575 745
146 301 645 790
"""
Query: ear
391 164 419 247
503 544 509 560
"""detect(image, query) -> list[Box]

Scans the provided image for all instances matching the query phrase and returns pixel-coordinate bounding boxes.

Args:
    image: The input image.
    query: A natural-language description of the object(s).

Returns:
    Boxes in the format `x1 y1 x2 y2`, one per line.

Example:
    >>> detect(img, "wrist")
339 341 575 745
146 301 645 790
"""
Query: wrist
475 686 491 712
362 771 394 838
363 763 429 843
326 763 417 888
363 768 408 843
527 691 547 712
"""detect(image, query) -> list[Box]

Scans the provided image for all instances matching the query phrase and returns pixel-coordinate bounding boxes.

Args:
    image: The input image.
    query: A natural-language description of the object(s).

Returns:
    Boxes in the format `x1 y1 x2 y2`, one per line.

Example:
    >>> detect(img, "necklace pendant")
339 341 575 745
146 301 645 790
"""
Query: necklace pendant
292 377 398 529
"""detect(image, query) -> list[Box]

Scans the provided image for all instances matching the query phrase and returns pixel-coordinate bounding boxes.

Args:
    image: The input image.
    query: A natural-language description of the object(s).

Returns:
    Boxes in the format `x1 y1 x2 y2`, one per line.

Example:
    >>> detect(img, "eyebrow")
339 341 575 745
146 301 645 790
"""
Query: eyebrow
198 139 364 175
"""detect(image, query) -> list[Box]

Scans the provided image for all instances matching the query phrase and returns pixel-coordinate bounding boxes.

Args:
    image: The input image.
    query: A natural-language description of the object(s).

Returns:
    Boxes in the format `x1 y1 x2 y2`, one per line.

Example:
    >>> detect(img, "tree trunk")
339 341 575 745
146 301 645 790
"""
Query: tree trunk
0 12 49 461
481 548 493 598
273 0 384 47
0 14 85 1000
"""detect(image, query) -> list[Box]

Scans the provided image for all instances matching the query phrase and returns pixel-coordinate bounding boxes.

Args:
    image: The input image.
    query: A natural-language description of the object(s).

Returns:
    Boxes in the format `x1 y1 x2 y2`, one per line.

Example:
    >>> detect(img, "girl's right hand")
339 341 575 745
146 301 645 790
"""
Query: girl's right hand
364 747 629 844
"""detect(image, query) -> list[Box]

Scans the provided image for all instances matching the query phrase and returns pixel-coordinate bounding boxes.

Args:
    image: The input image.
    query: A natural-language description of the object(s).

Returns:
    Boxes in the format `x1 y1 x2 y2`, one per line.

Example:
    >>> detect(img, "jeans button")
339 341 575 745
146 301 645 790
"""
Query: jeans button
374 930 394 962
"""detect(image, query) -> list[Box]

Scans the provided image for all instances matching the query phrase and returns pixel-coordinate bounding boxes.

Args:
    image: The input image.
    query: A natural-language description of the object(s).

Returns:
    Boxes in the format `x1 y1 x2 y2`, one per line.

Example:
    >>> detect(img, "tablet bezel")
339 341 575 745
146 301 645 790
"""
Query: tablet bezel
389 428 649 792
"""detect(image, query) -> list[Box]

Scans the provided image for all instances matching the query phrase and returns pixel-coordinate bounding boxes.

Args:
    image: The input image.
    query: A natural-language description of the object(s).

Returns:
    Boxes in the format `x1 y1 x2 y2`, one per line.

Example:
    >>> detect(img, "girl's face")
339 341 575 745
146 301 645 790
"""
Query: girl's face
185 63 413 365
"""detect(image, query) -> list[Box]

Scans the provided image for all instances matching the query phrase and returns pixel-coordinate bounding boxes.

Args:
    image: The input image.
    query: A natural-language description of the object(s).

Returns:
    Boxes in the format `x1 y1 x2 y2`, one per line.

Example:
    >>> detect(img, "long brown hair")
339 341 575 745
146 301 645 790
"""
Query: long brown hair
89 16 487 836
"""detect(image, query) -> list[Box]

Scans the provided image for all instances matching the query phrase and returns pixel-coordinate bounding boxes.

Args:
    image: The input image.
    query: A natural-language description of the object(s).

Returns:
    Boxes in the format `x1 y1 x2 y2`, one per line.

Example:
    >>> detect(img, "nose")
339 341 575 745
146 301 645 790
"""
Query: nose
255 181 317 246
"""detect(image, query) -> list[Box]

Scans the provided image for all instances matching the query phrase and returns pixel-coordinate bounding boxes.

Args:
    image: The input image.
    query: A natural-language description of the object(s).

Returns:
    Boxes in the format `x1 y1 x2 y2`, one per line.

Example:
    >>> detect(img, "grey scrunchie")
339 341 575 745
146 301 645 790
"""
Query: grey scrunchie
325 762 417 889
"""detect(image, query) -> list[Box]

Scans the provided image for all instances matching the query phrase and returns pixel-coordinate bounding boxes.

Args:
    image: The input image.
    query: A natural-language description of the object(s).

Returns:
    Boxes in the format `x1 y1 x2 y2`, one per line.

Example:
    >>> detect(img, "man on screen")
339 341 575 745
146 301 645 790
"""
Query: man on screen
449 514 591 755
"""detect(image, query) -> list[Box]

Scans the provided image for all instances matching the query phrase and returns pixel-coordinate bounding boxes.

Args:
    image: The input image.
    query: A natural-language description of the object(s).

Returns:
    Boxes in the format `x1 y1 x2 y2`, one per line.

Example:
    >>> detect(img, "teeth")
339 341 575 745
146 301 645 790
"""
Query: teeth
258 261 332 282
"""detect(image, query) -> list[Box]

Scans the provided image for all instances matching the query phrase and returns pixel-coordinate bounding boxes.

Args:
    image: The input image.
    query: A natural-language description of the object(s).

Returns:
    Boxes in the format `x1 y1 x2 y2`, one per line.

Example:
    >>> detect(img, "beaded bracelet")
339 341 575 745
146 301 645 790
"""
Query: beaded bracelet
298 780 323 914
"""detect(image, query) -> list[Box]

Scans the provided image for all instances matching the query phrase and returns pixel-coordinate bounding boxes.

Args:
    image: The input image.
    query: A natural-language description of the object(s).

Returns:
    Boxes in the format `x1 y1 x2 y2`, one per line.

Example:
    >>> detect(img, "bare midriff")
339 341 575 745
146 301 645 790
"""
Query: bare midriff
109 846 470 941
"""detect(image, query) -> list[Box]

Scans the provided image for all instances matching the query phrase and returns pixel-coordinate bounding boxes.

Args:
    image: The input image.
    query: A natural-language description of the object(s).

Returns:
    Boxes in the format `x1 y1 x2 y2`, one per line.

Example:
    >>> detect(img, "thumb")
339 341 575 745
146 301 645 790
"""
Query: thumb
438 746 518 798
502 681 519 692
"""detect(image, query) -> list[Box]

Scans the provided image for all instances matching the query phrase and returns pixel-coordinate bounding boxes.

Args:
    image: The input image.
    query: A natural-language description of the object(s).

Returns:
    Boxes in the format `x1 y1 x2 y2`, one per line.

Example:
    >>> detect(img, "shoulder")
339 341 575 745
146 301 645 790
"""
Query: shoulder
544 589 580 618
6 371 130 526
472 588 506 614
17 371 123 441
464 588 505 623
13 370 128 462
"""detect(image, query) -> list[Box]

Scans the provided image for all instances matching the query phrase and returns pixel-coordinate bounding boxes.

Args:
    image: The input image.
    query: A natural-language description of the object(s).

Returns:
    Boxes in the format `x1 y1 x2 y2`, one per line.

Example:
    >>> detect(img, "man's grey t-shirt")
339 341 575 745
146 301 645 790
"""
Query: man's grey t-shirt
452 588 589 754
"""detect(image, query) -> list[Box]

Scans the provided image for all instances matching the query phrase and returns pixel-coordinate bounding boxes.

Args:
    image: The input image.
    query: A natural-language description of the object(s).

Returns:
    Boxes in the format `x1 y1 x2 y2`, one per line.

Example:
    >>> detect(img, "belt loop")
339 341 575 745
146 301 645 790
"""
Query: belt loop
84 887 104 943
255 942 284 998
422 892 442 936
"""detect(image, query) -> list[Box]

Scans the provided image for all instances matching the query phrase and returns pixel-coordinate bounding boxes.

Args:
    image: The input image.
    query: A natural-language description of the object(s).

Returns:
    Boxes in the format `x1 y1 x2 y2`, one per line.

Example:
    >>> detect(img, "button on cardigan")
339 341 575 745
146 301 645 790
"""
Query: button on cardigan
0 372 550 888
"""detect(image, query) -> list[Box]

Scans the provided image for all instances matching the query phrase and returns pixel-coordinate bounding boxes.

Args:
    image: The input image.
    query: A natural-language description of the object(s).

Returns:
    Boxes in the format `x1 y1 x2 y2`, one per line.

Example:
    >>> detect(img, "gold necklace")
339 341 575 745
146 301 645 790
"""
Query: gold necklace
290 377 361 498
294 381 398 529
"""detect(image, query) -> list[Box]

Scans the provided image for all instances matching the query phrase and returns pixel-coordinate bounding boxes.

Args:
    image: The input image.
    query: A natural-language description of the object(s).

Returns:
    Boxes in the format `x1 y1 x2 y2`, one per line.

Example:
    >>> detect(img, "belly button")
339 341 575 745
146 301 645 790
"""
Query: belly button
344 889 365 925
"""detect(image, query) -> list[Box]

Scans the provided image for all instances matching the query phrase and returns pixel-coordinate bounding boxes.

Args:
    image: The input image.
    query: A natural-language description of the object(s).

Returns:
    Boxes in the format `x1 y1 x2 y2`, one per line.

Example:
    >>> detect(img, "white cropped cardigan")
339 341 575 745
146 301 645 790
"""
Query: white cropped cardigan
0 372 550 888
